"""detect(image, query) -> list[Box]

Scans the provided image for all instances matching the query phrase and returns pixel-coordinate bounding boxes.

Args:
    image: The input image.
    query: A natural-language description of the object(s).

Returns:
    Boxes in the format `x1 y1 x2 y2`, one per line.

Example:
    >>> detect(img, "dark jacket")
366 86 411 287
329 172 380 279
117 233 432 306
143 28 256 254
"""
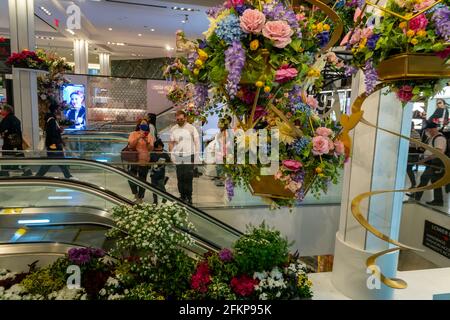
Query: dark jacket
0 113 22 150
150 150 171 180
66 106 86 129
44 113 64 150
428 107 449 126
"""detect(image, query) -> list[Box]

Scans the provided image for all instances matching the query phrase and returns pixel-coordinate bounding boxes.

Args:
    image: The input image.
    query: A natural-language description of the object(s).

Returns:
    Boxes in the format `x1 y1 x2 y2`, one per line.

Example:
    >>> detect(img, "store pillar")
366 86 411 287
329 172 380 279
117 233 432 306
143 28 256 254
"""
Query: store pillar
74 39 89 74
331 71 413 299
99 53 111 76
8 0 40 149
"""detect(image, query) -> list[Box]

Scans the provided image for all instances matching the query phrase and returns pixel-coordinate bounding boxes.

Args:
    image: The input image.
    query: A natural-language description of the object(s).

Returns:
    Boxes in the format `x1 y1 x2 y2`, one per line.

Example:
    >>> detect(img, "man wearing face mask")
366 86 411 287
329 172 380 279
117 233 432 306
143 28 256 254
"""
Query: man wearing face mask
411 121 447 206
169 110 200 205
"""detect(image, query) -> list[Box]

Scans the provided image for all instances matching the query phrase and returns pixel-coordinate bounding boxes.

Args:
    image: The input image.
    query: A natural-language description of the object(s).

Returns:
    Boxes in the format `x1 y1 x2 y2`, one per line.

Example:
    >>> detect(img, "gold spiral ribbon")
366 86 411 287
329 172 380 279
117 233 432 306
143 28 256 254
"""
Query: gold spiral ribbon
344 83 450 289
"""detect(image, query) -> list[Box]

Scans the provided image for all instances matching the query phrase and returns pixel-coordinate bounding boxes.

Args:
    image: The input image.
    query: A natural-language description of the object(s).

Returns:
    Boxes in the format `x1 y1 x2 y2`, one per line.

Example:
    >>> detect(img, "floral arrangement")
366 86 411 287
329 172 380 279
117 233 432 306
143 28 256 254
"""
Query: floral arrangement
171 0 347 206
0 205 313 300
343 0 450 103
6 49 48 70
166 84 189 104
183 223 313 300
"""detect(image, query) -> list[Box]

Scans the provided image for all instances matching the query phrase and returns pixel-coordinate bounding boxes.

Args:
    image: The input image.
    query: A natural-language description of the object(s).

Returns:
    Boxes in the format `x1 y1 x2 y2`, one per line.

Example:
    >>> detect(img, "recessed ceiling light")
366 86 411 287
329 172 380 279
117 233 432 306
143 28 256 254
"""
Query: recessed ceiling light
108 27 113 31
181 20 186 24
138 33 142 37
151 29 155 32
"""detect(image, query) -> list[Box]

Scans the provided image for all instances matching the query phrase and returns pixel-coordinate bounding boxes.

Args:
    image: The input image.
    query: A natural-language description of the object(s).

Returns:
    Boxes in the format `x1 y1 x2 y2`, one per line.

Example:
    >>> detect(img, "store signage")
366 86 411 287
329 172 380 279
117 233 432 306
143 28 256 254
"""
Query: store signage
0 38 11 73
422 220 450 259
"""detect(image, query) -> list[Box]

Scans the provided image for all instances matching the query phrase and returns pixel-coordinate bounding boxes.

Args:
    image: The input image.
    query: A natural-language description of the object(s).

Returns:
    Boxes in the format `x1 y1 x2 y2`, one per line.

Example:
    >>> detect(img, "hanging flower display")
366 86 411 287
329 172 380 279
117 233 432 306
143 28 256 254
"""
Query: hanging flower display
343 0 450 104
6 49 48 70
172 0 347 206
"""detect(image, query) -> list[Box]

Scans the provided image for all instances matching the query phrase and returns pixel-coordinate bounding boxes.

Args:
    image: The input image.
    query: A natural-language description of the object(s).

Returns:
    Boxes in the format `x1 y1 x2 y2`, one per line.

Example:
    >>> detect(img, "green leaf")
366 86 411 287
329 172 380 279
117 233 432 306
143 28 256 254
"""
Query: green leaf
290 39 302 52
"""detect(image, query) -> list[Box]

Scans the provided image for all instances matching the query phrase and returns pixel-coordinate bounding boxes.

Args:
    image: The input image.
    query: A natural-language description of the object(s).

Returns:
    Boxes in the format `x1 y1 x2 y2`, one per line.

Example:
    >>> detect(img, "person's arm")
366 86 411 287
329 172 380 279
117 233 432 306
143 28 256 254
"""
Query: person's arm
417 136 446 164
169 129 175 153
128 132 139 148
146 134 154 152
192 126 201 163
46 118 59 149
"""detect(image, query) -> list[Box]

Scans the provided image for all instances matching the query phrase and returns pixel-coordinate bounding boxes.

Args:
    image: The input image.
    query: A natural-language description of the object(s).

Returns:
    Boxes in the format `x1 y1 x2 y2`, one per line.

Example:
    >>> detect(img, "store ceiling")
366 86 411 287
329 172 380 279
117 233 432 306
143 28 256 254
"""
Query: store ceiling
0 0 221 64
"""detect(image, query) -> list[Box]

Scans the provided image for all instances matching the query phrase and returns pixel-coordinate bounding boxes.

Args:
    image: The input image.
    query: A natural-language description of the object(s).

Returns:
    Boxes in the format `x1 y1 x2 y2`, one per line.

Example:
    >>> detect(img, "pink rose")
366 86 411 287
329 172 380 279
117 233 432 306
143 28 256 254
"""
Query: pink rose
409 14 428 31
349 29 362 45
326 52 338 64
327 138 335 151
224 0 244 8
306 95 319 109
240 9 266 34
275 65 298 83
296 13 306 21
312 136 330 155
262 21 293 48
334 140 345 156
361 27 373 39
282 159 302 171
315 127 333 137
397 85 414 103
414 0 435 11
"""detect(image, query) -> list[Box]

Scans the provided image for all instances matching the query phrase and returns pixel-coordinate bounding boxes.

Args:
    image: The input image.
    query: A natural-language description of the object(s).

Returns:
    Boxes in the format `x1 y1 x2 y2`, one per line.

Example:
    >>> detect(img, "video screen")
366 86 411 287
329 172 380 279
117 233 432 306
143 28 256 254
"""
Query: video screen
62 84 87 130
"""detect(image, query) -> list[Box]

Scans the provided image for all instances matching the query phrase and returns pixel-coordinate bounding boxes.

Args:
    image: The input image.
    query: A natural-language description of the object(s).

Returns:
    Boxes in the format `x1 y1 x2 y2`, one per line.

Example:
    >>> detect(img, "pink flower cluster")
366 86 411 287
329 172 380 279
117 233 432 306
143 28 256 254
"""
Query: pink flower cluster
409 14 429 31
275 168 303 194
191 262 211 293
312 127 345 156
396 85 414 103
275 65 298 83
230 275 258 297
240 9 294 48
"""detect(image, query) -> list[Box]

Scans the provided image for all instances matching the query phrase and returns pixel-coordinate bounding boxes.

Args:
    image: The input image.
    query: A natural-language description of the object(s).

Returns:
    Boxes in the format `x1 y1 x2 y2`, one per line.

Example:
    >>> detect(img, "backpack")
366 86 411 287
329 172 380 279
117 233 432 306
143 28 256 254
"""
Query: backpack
431 133 450 157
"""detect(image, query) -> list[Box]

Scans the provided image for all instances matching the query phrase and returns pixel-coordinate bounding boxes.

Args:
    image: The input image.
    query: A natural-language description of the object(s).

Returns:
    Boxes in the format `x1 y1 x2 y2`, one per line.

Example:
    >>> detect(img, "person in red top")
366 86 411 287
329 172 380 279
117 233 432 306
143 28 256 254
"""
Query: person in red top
128 118 154 203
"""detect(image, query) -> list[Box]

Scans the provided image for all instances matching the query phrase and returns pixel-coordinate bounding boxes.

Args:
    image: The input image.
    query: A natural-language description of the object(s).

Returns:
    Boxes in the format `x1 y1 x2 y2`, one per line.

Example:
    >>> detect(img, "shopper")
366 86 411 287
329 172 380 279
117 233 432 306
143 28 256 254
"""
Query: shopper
35 103 73 179
128 118 154 204
149 138 171 204
406 122 422 189
428 99 449 129
169 110 200 204
146 112 157 139
213 116 232 187
0 104 32 177
412 121 447 206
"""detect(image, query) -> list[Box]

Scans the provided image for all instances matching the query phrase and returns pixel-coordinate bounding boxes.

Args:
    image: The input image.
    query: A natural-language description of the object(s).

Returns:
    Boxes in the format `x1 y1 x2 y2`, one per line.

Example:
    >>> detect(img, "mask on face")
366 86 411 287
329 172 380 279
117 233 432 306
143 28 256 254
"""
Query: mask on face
139 124 149 131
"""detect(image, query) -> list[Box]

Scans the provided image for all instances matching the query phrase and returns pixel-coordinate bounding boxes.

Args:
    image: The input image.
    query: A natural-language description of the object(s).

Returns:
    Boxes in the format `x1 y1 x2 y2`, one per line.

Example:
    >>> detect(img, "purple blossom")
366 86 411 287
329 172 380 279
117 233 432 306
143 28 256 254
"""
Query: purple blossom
198 40 207 49
263 3 299 30
206 5 225 19
345 65 358 77
364 59 378 93
219 248 234 262
317 31 330 48
68 247 105 265
225 178 235 200
432 7 450 41
292 170 306 200
367 34 381 50
187 51 199 71
225 41 245 98
194 83 208 107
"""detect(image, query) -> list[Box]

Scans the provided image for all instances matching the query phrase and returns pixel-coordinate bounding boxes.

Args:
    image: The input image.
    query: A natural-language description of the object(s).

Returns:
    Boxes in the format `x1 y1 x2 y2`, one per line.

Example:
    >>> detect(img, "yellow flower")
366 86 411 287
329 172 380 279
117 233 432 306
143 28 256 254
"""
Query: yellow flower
255 81 264 88
399 21 407 29
318 173 325 178
250 39 259 51
323 24 330 31
276 119 299 145
197 49 208 61
417 30 427 37
360 37 367 47
315 167 323 174
264 86 271 93
406 29 415 37
308 68 320 77
193 68 200 75
195 59 203 67
410 38 419 45
316 22 324 33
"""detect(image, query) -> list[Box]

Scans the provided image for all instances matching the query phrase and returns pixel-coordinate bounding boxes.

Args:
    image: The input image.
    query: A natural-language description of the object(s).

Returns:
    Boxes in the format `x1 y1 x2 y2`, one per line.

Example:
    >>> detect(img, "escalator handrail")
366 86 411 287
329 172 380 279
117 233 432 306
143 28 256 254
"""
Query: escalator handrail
0 158 243 237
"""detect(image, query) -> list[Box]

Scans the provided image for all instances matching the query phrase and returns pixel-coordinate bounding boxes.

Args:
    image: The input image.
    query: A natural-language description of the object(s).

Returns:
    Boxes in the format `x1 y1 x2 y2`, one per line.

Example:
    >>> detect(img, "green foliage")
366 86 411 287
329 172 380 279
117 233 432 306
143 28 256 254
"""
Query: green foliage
233 223 290 274
21 268 65 297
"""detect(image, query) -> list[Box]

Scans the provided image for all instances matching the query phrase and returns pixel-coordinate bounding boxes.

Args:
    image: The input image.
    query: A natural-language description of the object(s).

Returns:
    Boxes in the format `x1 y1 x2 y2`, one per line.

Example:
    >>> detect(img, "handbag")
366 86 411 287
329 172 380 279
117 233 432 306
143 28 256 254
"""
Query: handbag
121 144 139 163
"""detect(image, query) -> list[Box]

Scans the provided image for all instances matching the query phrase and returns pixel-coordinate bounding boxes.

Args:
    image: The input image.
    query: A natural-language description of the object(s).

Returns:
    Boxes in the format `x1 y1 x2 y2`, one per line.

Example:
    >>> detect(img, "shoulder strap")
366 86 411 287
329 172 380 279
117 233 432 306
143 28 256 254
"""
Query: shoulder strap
431 134 444 148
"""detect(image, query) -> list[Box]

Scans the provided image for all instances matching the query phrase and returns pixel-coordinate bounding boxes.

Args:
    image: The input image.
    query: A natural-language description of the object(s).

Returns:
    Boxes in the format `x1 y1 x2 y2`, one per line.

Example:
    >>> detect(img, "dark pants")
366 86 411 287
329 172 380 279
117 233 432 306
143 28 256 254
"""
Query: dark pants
0 145 33 177
175 155 194 203
128 165 149 199
35 149 72 179
413 165 444 203
151 176 166 204
406 153 420 187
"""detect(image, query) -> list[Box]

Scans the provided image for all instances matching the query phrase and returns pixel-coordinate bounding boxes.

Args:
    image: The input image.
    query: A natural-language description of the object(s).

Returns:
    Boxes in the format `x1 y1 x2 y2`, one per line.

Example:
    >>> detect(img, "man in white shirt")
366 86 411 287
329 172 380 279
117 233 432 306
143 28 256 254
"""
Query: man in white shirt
169 110 200 204
412 121 447 206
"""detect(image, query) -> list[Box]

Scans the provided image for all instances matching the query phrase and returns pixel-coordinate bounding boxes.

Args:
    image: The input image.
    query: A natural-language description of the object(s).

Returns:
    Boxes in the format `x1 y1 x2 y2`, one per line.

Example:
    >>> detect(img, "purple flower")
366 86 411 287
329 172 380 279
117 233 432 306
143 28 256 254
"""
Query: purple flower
292 170 306 200
254 106 268 121
194 83 208 107
367 34 380 50
68 247 105 265
317 31 330 48
187 51 199 71
225 178 234 200
263 2 299 30
432 7 450 41
345 65 358 77
364 59 378 93
219 248 234 262
225 41 246 98
206 5 225 19
198 40 207 49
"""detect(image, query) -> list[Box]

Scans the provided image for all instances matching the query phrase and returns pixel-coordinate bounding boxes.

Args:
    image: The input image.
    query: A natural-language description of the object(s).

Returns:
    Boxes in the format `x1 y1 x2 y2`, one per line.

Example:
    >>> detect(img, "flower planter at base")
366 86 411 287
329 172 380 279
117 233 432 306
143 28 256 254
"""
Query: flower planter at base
377 53 450 81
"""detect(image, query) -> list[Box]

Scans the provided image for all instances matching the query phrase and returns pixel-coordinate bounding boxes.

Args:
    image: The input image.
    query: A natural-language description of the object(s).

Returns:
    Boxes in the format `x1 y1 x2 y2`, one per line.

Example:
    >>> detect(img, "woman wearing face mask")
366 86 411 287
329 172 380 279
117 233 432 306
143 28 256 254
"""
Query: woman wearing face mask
128 119 155 203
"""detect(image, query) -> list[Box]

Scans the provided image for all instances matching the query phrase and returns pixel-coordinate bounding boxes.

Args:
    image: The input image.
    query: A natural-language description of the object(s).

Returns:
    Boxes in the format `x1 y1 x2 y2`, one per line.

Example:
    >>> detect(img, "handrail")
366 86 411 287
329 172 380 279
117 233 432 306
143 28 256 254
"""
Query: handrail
0 158 243 238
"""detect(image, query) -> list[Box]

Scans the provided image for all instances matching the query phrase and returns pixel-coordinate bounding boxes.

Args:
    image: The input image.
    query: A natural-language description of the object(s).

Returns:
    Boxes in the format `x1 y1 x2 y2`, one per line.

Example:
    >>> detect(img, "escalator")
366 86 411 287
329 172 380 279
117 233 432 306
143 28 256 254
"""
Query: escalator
0 175 235 271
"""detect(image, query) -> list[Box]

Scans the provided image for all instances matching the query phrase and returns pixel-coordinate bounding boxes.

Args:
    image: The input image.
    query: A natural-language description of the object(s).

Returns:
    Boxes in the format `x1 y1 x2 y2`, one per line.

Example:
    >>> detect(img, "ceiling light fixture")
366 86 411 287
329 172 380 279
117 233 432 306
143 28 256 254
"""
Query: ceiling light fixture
108 27 113 31
138 33 142 37
39 6 52 16
171 6 199 12
151 28 155 32
66 29 75 35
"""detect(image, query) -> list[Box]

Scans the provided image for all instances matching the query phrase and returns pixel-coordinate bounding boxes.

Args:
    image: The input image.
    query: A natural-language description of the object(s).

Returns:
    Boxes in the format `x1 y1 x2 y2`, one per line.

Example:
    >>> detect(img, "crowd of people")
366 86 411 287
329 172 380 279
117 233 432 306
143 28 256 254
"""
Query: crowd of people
1 98 450 207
